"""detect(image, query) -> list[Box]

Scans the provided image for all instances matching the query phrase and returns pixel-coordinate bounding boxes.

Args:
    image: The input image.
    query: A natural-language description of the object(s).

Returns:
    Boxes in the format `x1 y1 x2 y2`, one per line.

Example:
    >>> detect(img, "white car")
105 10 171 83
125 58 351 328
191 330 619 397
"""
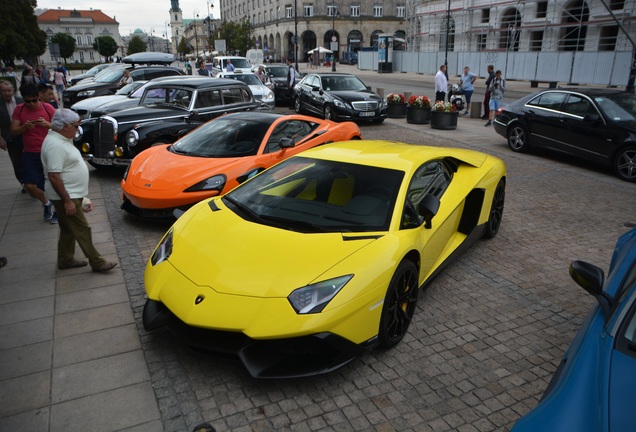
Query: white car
211 56 251 72
215 71 275 109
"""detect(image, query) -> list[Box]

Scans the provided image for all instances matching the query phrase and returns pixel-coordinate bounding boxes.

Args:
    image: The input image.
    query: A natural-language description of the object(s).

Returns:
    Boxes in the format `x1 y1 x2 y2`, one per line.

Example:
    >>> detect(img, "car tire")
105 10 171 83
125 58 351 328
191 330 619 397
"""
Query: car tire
483 178 506 239
294 97 303 114
613 146 636 182
378 260 419 349
507 124 529 152
372 118 385 124
324 105 336 122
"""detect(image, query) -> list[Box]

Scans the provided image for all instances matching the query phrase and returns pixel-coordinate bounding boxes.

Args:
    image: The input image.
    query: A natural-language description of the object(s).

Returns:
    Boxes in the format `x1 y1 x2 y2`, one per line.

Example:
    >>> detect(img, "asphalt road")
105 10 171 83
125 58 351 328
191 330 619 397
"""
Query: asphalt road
95 73 636 431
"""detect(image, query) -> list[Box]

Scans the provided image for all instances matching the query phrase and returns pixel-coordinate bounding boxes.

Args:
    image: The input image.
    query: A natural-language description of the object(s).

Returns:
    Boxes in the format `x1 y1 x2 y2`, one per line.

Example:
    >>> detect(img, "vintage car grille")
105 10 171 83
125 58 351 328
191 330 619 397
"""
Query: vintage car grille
93 117 117 158
352 101 379 111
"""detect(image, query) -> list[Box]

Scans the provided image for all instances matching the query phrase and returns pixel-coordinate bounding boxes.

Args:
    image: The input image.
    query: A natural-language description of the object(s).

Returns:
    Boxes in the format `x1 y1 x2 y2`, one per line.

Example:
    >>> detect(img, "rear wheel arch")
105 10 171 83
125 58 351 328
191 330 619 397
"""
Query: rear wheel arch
612 144 636 182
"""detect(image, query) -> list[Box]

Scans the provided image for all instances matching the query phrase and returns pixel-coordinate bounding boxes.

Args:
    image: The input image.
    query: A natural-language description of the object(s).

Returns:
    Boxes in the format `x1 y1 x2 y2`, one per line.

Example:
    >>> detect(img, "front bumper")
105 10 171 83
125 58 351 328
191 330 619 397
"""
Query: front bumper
121 197 191 220
143 299 370 378
334 106 388 122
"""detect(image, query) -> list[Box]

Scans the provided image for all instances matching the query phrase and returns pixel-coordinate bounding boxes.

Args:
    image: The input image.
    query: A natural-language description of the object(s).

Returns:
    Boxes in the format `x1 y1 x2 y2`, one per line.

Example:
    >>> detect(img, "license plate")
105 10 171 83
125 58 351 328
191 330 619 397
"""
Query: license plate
91 157 113 165
359 111 375 117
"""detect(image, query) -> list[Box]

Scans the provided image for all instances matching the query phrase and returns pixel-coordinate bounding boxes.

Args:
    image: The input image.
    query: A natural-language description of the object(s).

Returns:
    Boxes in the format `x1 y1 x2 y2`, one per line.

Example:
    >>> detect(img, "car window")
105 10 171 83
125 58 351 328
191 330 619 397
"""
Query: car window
94 68 126 83
595 93 636 122
527 92 567 110
221 87 250 104
266 120 317 153
194 89 222 108
562 95 596 117
615 265 636 358
402 161 451 229
166 88 192 107
266 67 288 78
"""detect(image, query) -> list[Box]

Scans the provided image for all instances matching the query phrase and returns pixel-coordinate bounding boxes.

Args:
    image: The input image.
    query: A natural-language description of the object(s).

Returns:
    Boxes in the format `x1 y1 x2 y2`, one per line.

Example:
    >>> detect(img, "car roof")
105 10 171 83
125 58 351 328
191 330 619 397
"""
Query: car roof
531 88 628 97
218 112 282 124
306 73 356 78
143 76 249 90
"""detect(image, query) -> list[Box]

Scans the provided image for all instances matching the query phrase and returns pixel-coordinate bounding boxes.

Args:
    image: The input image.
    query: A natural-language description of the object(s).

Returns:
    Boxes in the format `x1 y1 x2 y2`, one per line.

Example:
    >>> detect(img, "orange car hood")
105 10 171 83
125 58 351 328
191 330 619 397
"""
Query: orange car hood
169 201 378 297
130 146 249 191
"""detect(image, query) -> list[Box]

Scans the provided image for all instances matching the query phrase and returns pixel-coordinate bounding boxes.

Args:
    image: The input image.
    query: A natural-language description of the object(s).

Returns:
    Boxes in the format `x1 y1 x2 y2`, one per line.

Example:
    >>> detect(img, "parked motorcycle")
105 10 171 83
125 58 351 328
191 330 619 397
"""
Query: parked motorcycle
448 83 466 112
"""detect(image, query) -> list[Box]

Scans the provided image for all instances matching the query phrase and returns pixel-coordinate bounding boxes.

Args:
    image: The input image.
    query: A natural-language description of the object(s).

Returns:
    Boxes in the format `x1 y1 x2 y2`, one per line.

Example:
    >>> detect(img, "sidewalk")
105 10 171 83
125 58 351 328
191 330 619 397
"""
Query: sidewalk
0 154 162 431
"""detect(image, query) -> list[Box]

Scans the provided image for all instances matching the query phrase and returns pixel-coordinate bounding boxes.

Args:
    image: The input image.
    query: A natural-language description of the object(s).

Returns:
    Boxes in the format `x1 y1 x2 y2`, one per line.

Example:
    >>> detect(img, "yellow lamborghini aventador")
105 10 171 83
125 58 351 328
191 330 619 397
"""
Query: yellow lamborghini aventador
143 140 507 378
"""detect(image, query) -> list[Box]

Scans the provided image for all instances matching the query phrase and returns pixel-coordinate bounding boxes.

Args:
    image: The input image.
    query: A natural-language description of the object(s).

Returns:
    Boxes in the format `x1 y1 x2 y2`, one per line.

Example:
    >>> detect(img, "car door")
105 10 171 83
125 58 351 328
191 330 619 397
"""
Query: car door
523 91 567 149
557 93 618 164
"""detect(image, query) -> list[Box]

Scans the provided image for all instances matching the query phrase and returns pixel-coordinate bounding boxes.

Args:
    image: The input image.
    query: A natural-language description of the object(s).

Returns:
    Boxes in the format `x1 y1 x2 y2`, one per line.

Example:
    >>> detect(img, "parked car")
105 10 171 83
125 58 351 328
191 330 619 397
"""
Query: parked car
62 64 184 106
68 63 116 87
75 77 268 168
70 80 147 119
493 88 636 182
511 226 636 432
294 73 387 123
211 56 251 72
121 112 362 219
340 51 358 65
250 63 298 105
215 70 275 109
142 140 506 377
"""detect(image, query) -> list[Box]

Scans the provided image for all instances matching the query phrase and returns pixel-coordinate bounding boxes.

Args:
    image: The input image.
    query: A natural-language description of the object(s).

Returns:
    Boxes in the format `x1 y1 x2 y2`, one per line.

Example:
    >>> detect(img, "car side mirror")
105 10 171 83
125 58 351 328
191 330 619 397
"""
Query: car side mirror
237 168 264 184
279 137 294 148
311 86 320 92
418 193 440 229
583 113 601 124
570 260 614 321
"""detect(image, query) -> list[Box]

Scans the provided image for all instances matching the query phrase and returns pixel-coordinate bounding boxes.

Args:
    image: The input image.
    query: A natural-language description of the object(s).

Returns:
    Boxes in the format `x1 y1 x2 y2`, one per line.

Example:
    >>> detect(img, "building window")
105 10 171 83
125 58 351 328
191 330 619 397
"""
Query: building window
477 34 487 51
536 2 547 18
79 51 84 61
609 0 624 9
87 35 93 45
397 6 405 18
599 25 618 51
76 35 83 45
328 5 338 16
304 5 313 16
286 6 293 18
481 9 490 24
350 5 359 17
373 5 383 17
89 51 94 60
530 31 543 51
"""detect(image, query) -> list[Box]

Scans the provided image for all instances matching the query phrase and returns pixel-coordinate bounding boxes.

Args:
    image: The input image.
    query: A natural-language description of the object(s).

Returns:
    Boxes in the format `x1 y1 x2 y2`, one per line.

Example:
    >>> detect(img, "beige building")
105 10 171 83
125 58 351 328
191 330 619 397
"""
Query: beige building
36 8 123 65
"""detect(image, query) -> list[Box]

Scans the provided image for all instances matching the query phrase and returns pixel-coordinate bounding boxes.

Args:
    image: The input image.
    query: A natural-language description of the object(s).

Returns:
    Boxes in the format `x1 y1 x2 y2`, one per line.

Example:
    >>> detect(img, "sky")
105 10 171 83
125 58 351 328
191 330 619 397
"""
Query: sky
37 0 220 38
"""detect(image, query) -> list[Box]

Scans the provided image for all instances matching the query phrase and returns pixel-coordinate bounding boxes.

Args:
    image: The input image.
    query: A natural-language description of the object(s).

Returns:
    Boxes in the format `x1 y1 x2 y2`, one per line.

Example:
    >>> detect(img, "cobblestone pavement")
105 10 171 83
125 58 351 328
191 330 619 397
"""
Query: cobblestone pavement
97 112 636 431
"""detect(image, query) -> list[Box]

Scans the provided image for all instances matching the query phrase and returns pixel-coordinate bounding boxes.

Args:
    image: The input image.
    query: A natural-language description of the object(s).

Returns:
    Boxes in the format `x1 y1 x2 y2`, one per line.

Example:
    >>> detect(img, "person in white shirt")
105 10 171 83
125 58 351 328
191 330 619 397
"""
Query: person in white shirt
434 64 448 103
286 58 297 89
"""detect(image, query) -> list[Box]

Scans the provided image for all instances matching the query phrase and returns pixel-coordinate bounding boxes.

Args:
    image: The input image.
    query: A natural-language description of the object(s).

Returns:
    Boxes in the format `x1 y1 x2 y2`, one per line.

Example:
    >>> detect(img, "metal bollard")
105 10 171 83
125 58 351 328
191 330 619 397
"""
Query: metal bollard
376 87 384 98
404 91 411 100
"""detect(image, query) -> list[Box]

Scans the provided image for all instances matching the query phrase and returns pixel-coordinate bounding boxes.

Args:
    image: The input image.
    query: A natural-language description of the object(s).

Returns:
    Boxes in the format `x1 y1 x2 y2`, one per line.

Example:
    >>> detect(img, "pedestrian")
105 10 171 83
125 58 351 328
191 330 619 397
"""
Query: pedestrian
56 62 68 79
185 59 192 75
0 80 24 189
20 67 38 88
40 64 51 84
53 67 66 103
118 69 133 87
5 67 17 79
255 65 268 85
485 70 506 127
197 60 211 76
39 83 60 109
482 65 495 120
10 84 58 223
286 58 297 89
434 64 448 103
459 66 477 115
226 59 235 72
41 108 117 272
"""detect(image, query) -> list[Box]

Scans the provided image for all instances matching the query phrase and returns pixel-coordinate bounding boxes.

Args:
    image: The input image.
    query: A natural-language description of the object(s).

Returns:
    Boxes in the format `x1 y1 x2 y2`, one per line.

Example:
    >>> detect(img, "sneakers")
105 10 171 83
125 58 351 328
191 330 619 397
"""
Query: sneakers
43 201 54 221
484 121 492 127
92 262 118 273
463 110 469 115
58 260 88 270
50 211 58 224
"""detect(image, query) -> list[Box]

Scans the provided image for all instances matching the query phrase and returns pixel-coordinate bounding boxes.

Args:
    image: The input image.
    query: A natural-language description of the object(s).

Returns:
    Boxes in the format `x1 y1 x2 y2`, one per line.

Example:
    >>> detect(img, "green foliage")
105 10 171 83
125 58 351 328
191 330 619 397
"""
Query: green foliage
127 35 147 55
0 0 47 62
177 37 191 55
51 33 76 63
93 36 118 58
212 18 253 55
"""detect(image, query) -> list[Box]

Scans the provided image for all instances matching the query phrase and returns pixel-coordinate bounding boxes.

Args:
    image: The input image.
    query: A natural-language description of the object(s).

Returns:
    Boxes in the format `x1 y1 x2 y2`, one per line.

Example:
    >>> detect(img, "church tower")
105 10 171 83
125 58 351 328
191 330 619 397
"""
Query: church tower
169 0 184 55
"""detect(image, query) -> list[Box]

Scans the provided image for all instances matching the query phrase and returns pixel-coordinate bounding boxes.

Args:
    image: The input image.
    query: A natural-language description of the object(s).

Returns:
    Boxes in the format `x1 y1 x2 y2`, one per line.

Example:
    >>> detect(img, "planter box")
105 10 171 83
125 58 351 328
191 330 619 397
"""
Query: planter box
406 107 431 124
430 111 459 130
387 103 407 118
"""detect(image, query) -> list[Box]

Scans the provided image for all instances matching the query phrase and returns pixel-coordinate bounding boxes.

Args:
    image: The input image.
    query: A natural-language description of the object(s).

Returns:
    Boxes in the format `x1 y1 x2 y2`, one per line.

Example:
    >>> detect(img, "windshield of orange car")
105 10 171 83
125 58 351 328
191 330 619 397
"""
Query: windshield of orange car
170 118 271 157
224 157 404 233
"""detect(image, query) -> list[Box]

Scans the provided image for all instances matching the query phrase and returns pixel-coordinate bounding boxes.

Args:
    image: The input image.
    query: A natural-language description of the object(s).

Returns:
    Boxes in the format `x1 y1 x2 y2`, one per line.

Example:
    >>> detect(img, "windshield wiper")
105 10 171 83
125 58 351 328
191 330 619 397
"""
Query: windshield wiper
258 214 330 233
223 195 266 224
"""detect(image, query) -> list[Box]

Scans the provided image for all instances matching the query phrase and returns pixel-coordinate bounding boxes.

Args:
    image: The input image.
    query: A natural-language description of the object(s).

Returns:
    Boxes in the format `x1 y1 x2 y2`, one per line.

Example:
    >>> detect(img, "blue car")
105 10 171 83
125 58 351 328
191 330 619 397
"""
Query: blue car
512 227 636 432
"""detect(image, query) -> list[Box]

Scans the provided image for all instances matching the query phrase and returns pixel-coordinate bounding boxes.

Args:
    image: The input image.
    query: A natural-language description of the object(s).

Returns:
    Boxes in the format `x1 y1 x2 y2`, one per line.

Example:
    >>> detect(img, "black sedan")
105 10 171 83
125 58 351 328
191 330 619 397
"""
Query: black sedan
493 88 636 182
293 73 387 123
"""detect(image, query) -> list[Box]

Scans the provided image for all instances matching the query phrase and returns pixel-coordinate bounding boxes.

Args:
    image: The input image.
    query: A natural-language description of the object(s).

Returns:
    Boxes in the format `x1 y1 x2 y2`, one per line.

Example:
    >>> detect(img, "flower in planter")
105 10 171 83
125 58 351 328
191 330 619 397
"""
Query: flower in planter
431 100 457 112
386 93 406 104
407 95 431 108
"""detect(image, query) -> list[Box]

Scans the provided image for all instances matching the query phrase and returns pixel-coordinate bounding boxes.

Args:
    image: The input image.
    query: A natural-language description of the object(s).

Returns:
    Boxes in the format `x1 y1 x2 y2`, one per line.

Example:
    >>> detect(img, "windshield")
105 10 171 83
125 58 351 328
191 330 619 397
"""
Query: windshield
94 67 126 83
140 87 194 108
320 76 368 91
171 117 272 157
224 74 261 86
266 67 288 78
595 93 636 122
87 64 111 77
115 81 145 95
228 58 251 69
224 157 404 232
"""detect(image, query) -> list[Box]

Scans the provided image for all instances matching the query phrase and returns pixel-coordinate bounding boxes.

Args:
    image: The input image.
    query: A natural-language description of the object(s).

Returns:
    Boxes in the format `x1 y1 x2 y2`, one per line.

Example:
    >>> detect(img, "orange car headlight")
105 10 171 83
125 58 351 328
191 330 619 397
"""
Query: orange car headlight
184 175 226 192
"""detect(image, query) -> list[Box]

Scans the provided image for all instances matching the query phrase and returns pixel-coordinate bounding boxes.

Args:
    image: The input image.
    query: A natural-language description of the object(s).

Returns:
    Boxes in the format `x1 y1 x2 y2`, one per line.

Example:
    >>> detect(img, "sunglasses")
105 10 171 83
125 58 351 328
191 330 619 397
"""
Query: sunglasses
24 98 38 103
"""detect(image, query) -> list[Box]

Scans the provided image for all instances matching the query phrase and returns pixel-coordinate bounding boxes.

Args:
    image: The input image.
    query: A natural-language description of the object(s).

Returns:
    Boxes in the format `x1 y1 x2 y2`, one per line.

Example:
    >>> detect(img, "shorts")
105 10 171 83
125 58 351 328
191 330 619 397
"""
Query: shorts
21 151 45 191
489 99 503 111
463 90 474 104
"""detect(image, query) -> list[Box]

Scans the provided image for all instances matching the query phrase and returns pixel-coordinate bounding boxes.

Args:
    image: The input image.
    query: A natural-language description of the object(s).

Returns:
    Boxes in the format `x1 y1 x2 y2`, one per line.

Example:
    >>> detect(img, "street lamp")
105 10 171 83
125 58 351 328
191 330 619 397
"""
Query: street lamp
331 3 338 72
193 10 200 59
206 1 214 55
164 22 171 53
294 0 299 71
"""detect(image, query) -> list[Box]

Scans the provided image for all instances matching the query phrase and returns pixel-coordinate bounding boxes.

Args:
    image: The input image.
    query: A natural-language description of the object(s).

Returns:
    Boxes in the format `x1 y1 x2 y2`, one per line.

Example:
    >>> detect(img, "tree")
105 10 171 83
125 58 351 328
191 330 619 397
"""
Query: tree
51 33 76 64
93 35 118 61
177 37 191 56
127 35 147 55
211 18 253 55
0 0 47 63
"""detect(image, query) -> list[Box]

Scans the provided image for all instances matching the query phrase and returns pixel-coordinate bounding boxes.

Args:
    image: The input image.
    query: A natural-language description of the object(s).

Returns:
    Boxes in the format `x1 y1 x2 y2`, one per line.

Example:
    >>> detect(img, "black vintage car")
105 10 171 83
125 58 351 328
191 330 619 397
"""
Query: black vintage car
293 73 387 123
75 76 269 168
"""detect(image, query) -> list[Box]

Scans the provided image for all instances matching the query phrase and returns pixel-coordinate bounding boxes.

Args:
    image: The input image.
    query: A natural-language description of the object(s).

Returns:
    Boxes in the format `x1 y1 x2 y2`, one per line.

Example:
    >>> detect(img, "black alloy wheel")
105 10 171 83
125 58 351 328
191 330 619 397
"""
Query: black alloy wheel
378 260 419 349
483 178 506 239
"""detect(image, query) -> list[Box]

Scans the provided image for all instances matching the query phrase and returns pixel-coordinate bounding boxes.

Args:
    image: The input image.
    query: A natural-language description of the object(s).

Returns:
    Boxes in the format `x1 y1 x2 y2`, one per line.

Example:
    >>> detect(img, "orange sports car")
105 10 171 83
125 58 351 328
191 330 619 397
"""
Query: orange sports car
121 112 362 218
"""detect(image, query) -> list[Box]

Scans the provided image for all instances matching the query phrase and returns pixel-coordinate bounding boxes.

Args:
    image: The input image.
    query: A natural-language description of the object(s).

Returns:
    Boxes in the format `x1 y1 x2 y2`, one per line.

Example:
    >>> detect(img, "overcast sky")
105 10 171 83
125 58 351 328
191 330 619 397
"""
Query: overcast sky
37 0 219 38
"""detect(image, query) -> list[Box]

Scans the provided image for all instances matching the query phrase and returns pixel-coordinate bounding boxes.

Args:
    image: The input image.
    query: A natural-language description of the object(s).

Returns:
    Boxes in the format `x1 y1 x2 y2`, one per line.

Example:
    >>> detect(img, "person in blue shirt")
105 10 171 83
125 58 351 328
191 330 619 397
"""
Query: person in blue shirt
459 66 476 115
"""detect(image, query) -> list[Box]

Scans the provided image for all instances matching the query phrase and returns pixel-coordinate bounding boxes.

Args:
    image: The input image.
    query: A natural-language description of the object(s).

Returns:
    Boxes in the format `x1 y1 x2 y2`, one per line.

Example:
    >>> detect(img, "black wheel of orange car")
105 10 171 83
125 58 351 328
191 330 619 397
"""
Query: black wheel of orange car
613 146 636 182
378 260 419 349
324 105 336 121
294 97 303 114
507 124 529 152
483 178 505 239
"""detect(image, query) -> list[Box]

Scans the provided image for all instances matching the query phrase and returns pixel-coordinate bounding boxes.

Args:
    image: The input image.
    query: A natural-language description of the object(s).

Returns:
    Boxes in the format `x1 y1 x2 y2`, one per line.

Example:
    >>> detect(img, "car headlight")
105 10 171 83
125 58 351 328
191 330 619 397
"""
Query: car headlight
333 99 350 109
184 174 226 192
77 90 95 97
288 275 353 314
74 125 83 142
126 129 139 147
263 90 275 101
151 228 173 266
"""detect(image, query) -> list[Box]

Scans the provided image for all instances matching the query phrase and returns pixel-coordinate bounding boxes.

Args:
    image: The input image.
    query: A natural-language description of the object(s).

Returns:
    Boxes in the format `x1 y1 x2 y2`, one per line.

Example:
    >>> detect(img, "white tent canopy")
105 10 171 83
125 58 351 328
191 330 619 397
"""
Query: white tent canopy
307 47 333 54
